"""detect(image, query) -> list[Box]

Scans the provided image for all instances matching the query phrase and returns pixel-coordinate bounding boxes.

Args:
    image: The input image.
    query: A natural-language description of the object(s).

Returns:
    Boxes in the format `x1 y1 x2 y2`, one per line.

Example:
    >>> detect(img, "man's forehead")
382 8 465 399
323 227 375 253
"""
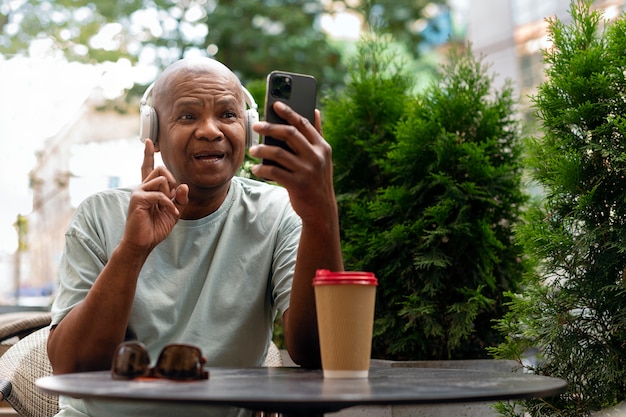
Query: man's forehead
161 69 230 91
153 59 242 106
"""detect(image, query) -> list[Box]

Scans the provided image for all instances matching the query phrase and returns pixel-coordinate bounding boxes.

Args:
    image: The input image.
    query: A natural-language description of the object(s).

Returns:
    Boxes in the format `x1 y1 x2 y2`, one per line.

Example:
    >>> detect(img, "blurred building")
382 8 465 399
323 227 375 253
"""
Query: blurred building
465 0 626 119
11 90 140 305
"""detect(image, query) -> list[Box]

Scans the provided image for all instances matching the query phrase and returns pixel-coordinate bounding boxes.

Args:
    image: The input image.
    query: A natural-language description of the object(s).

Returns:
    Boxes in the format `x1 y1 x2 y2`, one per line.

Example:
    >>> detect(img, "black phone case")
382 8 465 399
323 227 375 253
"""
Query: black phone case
262 71 317 167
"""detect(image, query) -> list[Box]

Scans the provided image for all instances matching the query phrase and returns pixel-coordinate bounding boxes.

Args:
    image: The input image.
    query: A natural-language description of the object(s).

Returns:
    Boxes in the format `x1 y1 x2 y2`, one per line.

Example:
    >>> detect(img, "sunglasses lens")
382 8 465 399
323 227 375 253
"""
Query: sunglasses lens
154 344 205 380
111 342 150 380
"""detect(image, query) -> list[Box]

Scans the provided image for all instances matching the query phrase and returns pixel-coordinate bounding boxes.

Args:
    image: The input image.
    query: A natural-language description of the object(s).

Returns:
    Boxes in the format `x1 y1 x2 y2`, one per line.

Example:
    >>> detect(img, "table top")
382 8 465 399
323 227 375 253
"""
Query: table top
36 366 567 414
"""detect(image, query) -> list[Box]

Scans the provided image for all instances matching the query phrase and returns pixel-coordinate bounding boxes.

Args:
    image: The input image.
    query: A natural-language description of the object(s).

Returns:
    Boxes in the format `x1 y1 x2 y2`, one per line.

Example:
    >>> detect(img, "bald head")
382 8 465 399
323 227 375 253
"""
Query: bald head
152 57 244 110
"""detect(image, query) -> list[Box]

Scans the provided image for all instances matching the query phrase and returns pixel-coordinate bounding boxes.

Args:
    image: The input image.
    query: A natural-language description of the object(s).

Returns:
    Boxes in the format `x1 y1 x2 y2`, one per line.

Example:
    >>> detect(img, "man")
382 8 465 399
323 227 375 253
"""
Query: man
46 57 343 416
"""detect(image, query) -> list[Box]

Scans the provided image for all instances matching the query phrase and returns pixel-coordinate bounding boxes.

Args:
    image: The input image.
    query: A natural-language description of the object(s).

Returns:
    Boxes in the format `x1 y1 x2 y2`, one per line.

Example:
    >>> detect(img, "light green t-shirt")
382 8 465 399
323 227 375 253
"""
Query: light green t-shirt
51 176 301 417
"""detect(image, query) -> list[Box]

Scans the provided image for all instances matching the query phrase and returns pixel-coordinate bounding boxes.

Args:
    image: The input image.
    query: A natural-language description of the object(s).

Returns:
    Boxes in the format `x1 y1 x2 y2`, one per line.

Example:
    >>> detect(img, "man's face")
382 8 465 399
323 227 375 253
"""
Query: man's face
154 68 247 196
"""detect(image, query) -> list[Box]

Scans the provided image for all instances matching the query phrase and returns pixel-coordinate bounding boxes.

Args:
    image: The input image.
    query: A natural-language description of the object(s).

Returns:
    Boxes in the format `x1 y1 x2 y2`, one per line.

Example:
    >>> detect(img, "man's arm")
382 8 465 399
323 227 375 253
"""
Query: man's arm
283 205 343 368
48 140 189 374
250 104 343 368
47 242 149 373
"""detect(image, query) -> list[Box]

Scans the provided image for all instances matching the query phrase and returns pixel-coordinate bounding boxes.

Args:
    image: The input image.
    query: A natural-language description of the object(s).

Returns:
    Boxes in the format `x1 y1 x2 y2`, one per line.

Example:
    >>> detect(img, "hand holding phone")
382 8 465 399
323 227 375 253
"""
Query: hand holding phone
262 71 317 167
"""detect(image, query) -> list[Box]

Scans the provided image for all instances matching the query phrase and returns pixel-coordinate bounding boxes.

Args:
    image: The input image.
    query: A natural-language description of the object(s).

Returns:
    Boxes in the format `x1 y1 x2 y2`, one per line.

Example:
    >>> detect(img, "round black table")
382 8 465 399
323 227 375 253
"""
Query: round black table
36 367 566 416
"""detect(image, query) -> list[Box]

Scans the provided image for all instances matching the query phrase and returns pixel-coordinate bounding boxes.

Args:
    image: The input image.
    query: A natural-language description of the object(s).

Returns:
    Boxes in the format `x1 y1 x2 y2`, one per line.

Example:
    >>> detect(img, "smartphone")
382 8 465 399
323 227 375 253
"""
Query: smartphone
262 70 317 167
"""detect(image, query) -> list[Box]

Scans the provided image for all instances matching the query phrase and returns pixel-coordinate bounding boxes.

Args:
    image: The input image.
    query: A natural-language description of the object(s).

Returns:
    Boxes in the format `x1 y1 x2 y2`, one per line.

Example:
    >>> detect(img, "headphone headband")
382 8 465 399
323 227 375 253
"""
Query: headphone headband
140 83 154 106
242 86 258 112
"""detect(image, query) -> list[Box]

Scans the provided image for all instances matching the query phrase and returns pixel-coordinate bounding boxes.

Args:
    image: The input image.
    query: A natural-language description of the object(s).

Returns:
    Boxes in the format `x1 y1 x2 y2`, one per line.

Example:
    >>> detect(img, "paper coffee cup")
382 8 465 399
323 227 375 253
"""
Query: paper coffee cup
313 270 378 379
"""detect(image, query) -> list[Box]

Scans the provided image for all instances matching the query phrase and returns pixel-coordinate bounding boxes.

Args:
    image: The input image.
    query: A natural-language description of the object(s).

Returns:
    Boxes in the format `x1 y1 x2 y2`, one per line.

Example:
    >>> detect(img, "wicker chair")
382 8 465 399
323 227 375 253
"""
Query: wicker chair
0 312 52 358
0 312 283 417
0 312 56 417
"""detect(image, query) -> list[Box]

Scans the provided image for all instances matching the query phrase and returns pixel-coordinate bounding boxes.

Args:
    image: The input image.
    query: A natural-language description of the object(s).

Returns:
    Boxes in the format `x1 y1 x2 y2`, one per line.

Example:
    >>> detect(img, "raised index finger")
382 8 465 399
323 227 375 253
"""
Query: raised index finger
141 139 156 181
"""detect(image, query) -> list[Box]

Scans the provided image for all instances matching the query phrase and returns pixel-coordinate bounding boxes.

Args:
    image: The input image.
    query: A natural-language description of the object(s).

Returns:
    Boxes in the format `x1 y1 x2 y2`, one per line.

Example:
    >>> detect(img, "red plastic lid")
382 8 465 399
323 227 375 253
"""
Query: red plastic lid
312 270 378 286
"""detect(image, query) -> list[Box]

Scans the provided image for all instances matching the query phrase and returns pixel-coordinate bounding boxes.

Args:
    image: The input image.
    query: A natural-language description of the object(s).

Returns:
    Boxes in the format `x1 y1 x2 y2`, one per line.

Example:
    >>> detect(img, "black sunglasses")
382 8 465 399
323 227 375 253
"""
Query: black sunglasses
111 341 209 381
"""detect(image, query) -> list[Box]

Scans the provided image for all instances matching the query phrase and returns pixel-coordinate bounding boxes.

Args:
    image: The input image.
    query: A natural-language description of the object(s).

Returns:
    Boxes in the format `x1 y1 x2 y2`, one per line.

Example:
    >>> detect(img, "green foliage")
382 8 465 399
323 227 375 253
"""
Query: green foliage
342 0 447 58
324 33 414 203
0 0 445 92
490 1 626 415
0 0 344 89
199 0 343 87
325 33 527 361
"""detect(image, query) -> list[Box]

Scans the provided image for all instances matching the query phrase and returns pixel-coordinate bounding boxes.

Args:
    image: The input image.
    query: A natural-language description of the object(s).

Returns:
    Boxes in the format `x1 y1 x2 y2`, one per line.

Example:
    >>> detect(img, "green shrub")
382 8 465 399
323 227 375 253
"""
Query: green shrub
490 2 626 415
324 33 527 360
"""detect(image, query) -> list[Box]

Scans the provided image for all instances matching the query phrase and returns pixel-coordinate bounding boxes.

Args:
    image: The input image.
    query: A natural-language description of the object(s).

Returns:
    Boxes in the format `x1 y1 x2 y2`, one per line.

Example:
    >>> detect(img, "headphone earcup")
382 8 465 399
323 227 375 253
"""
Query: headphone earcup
245 108 260 148
139 104 158 144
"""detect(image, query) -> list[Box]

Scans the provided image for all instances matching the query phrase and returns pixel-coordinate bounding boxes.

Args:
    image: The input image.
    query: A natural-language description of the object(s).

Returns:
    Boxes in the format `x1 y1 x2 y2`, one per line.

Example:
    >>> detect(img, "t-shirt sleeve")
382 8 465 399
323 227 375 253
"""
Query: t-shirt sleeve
50 197 112 327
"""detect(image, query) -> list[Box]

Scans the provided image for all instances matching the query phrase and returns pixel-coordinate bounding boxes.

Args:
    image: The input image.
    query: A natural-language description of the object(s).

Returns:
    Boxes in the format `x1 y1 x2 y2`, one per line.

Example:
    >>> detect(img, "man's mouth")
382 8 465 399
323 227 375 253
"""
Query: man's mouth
194 152 225 162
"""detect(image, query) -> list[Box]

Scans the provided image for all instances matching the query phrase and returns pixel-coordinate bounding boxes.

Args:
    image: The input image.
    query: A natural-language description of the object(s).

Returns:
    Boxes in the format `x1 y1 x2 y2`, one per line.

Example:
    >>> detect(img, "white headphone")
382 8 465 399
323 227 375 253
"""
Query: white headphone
139 83 260 148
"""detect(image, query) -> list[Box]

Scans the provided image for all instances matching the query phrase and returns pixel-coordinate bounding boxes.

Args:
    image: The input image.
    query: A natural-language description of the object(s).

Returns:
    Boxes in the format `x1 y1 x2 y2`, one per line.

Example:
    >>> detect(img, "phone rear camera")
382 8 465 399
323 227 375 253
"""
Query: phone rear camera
271 75 292 100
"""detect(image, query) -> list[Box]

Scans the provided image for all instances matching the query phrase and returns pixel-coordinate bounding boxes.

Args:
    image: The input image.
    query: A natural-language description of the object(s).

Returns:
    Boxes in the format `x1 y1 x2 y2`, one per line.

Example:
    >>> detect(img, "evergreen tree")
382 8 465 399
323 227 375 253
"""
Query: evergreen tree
491 2 626 415
325 33 526 360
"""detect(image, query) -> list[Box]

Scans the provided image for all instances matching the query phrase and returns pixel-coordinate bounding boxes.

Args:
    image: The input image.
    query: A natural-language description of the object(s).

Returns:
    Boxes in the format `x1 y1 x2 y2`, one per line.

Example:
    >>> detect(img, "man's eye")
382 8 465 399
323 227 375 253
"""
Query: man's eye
223 111 237 119
179 114 194 120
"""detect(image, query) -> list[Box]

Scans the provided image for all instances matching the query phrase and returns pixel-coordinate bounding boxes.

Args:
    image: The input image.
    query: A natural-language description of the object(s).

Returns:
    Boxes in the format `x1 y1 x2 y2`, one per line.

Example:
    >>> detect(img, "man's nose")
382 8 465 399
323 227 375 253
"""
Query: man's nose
194 117 223 141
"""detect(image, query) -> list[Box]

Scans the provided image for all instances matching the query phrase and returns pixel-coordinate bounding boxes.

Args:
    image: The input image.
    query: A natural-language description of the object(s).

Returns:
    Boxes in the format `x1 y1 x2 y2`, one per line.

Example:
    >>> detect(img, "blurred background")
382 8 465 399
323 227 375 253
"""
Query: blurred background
0 0 622 306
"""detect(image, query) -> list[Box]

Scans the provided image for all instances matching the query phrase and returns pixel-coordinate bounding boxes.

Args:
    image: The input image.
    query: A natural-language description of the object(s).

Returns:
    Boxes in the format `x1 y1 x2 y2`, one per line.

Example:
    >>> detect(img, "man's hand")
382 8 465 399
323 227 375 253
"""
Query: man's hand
249 102 334 225
123 139 189 253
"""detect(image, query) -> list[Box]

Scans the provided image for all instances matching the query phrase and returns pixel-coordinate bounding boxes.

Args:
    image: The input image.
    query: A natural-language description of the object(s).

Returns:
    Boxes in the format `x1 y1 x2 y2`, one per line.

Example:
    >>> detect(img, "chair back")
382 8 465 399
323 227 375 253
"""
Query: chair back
0 326 59 417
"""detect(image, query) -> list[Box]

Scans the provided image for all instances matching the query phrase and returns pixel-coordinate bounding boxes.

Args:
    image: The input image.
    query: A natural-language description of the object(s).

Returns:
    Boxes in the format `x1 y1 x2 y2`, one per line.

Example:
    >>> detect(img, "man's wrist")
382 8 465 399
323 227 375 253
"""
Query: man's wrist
114 239 152 268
